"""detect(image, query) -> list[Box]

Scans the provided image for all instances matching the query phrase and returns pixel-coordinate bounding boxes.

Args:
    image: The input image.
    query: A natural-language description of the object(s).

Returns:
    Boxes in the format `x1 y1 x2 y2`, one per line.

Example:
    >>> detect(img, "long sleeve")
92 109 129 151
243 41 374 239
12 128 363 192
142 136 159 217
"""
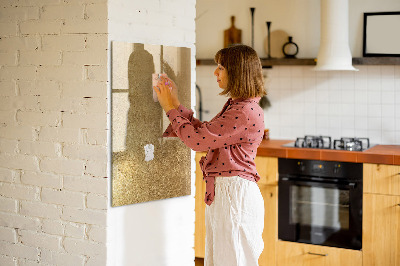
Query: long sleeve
165 105 249 152
162 104 203 137
166 97 264 206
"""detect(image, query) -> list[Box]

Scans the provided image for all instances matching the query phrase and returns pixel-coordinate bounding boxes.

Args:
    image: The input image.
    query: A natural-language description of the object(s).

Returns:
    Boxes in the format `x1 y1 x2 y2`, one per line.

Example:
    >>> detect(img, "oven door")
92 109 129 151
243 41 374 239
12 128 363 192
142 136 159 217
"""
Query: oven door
278 176 362 250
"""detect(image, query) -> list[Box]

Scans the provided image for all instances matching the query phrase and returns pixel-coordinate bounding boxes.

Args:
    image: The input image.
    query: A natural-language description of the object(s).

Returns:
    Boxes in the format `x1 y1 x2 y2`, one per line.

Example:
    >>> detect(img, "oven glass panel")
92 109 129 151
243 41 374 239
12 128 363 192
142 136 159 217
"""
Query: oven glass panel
290 185 350 243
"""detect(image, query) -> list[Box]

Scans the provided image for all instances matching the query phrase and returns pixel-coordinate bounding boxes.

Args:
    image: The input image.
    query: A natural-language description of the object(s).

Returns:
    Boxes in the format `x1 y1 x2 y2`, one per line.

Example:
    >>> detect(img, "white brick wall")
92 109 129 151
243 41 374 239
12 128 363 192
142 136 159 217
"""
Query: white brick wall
0 0 108 265
1 0 197 264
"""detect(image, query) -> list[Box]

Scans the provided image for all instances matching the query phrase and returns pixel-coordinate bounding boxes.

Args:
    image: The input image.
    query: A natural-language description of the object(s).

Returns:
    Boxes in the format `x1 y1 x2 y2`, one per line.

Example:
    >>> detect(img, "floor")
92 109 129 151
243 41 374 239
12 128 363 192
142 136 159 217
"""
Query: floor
195 257 204 266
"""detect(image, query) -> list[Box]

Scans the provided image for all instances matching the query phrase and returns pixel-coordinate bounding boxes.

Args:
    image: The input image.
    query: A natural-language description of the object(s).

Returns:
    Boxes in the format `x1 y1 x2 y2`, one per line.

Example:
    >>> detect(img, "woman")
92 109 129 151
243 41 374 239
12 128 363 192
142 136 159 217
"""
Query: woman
154 44 266 266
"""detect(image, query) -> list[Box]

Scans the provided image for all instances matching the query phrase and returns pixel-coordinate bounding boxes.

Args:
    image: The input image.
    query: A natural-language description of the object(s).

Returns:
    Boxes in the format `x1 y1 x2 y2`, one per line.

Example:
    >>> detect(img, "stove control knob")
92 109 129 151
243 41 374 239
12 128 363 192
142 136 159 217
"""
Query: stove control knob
297 161 305 171
334 164 341 174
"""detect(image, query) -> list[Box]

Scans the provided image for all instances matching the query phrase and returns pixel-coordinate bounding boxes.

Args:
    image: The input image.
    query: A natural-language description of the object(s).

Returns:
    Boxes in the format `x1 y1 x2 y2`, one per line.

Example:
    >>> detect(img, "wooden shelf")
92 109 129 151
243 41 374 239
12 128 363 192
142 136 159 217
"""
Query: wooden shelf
196 58 316 69
260 58 316 67
352 57 400 65
196 57 400 67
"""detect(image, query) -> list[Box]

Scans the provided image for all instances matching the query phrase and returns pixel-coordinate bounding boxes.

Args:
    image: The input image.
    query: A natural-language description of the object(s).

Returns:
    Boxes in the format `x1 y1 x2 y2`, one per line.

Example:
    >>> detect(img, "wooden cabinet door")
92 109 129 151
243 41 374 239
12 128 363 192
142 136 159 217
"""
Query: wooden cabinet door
276 241 362 266
364 164 400 196
255 156 278 186
363 193 400 266
259 185 278 266
195 152 207 258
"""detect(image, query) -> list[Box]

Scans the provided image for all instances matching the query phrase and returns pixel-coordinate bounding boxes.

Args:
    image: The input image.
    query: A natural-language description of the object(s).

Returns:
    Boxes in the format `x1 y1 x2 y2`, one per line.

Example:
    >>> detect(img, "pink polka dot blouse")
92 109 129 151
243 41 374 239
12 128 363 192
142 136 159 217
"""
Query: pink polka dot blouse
163 97 265 205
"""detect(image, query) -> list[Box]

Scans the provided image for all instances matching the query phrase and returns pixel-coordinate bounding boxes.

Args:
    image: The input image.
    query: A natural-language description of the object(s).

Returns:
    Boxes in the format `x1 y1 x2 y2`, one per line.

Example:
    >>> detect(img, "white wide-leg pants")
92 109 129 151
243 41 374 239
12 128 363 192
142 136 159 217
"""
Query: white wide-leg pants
205 176 265 266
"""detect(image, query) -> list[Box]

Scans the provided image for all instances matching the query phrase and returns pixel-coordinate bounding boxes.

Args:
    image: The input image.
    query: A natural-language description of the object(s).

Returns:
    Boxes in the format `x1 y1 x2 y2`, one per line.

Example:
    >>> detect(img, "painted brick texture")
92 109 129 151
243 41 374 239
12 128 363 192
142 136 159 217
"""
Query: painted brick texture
0 0 108 265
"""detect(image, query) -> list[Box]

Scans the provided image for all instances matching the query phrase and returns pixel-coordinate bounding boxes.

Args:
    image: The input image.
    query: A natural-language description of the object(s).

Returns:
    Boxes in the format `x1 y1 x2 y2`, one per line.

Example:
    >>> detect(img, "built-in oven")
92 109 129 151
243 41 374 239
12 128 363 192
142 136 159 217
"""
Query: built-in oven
278 158 363 250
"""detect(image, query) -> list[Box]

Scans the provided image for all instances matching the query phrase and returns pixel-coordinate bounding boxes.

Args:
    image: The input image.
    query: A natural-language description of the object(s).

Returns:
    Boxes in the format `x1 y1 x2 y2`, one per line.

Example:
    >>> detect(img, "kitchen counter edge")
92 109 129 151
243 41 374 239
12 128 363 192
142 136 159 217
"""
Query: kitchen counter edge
256 139 400 165
195 140 400 165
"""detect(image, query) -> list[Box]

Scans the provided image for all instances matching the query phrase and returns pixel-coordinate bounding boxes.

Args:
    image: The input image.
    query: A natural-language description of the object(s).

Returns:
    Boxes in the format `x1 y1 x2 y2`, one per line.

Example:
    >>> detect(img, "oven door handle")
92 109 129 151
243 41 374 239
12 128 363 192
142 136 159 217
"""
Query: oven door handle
280 177 356 189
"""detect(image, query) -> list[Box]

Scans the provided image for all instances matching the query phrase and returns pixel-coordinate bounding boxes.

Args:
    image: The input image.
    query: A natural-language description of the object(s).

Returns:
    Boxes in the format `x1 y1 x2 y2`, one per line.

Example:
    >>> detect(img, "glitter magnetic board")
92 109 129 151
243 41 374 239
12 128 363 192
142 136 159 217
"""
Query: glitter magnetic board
111 42 191 206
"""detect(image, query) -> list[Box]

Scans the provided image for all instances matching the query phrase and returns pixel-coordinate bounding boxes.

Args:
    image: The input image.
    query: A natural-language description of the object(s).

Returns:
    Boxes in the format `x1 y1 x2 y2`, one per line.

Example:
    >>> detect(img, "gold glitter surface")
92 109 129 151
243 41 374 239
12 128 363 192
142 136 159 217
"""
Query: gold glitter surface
111 42 191 206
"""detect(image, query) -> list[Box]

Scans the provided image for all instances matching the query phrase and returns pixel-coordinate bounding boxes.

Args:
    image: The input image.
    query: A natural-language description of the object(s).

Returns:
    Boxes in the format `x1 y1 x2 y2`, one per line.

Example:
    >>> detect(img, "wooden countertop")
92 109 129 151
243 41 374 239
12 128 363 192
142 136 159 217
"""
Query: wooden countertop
256 139 400 165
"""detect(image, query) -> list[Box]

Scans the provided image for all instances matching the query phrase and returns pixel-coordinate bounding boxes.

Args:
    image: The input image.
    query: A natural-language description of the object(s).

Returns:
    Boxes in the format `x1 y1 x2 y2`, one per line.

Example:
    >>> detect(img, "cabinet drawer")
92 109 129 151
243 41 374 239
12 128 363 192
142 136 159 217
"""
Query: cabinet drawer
277 241 362 266
364 164 400 196
255 156 278 186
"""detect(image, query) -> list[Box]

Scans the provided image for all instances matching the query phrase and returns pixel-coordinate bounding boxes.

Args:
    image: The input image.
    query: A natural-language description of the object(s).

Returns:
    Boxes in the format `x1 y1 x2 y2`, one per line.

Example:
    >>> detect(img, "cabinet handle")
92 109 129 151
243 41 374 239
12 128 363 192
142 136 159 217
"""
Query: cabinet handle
307 252 328 256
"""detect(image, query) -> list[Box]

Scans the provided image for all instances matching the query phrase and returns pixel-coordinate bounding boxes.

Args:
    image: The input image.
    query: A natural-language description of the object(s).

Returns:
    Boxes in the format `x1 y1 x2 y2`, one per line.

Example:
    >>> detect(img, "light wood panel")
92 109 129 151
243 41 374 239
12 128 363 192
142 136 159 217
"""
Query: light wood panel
255 156 278 186
256 156 279 265
194 152 207 258
259 185 278 266
363 193 400 266
276 241 362 266
364 164 400 196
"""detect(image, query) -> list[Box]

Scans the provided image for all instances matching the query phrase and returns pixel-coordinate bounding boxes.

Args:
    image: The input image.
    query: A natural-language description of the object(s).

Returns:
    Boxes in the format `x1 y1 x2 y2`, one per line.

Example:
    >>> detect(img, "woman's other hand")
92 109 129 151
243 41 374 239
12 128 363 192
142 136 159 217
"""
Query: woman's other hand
153 78 175 113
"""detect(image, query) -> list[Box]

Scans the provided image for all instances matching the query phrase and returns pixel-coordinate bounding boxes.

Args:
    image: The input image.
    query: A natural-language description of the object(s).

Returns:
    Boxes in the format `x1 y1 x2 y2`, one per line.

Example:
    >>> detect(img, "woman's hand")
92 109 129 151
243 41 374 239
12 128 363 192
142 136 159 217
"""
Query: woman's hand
153 78 175 113
161 77 180 108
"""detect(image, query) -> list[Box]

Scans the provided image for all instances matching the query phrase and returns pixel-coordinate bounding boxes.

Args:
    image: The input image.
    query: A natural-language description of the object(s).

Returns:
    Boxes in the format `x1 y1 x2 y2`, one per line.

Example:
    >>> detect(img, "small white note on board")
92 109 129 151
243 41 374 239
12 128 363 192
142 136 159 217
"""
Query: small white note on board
144 144 154 162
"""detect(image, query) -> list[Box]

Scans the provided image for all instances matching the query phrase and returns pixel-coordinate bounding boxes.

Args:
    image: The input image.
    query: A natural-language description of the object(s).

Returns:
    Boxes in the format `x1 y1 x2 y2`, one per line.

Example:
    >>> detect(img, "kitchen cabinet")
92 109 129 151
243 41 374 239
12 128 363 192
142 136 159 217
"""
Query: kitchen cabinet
254 156 278 186
363 163 400 266
363 193 400 266
195 152 207 258
256 156 278 266
276 241 362 266
195 156 400 265
259 184 278 266
194 154 279 266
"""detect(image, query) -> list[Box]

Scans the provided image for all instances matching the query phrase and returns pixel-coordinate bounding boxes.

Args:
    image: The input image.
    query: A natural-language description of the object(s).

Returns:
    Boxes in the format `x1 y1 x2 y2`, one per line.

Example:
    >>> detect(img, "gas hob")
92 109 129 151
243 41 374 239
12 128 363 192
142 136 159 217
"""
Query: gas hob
282 135 375 151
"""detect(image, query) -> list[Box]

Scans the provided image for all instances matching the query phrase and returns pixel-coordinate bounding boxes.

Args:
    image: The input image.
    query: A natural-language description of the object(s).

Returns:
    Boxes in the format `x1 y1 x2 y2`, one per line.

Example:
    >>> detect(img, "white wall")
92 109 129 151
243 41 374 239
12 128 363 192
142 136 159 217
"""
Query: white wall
107 1 197 266
0 1 108 265
196 0 400 145
196 0 400 58
0 0 196 265
196 0 319 59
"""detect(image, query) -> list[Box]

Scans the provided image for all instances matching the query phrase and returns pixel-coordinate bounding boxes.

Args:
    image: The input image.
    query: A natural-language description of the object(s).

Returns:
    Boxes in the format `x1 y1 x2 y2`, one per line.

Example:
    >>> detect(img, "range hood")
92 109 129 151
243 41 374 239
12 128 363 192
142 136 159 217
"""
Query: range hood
314 0 358 71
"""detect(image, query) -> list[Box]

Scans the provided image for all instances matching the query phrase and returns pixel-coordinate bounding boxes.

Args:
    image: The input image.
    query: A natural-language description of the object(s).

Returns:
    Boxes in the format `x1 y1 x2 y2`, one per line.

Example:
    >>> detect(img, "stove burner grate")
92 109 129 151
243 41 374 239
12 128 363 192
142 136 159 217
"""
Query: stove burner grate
289 136 371 151
295 135 332 149
333 137 370 151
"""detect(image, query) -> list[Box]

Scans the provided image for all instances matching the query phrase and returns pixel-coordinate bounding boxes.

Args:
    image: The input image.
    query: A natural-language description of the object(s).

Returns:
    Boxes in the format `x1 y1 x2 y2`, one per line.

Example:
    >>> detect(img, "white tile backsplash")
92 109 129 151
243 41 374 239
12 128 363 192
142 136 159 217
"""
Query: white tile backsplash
381 66 395 77
355 117 368 130
382 105 395 118
367 91 381 105
196 65 400 144
341 90 355 104
341 104 355 116
367 77 382 91
382 78 395 91
368 104 382 118
382 90 395 104
382 117 396 131
355 104 368 117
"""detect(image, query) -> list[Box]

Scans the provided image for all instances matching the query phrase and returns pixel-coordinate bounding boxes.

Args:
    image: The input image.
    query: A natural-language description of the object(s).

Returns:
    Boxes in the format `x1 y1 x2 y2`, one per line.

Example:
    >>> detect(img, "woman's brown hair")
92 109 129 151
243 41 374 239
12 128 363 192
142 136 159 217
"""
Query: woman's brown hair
214 44 266 99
